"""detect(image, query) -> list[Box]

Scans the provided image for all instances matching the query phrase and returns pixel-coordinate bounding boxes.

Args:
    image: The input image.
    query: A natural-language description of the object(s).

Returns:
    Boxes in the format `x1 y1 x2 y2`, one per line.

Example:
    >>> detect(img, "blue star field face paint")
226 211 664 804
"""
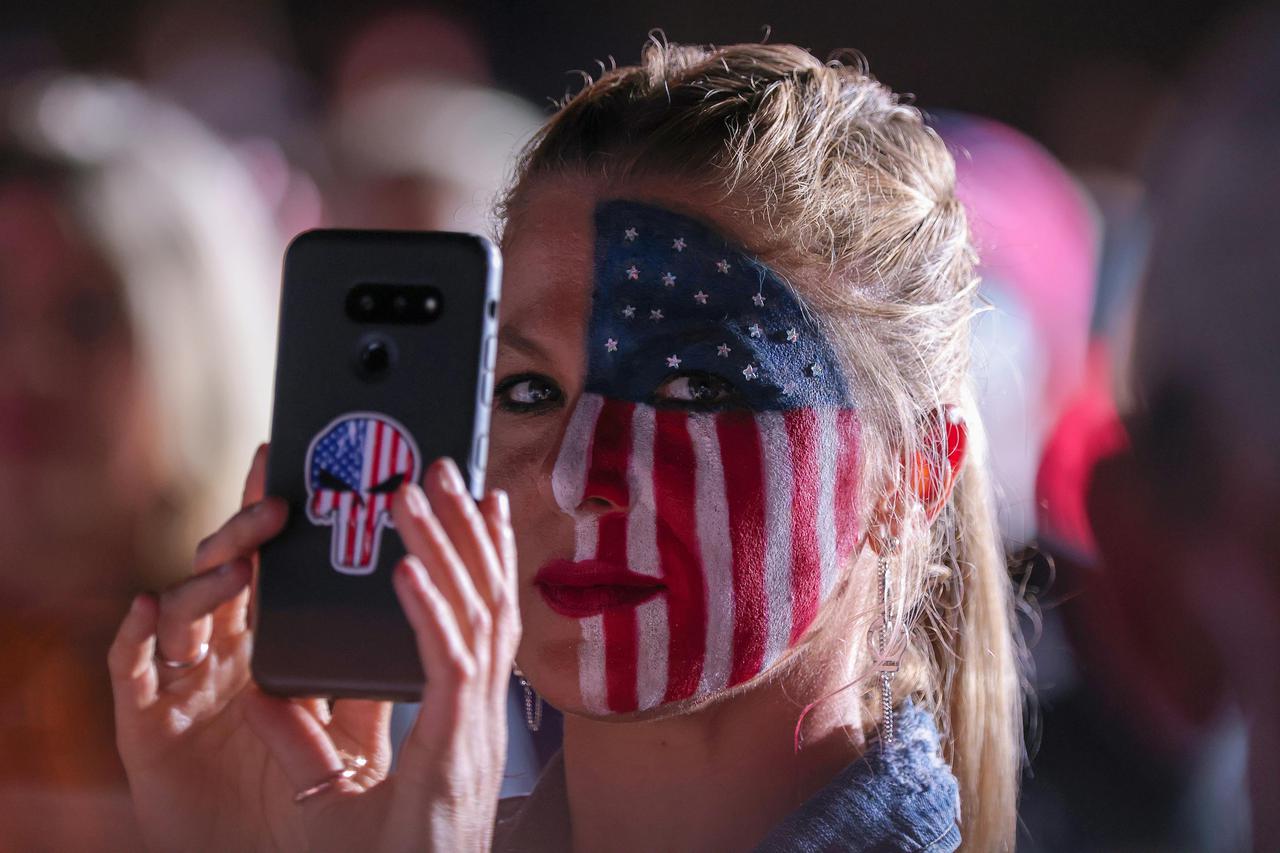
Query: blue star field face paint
540 200 862 714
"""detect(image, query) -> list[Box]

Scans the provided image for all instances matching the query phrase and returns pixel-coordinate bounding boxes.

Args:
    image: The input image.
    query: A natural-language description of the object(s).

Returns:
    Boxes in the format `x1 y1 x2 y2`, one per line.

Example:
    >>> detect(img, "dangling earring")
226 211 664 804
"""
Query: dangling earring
876 536 901 745
513 666 543 732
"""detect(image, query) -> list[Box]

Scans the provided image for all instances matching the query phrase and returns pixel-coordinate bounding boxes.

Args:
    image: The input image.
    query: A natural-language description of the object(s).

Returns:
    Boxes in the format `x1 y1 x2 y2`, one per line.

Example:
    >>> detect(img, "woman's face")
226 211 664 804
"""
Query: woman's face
0 181 157 589
492 177 863 718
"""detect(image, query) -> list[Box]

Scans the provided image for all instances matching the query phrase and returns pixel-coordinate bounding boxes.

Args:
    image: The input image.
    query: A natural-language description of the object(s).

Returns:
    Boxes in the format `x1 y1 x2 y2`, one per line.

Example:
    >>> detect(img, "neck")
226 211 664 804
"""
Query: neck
562 650 869 853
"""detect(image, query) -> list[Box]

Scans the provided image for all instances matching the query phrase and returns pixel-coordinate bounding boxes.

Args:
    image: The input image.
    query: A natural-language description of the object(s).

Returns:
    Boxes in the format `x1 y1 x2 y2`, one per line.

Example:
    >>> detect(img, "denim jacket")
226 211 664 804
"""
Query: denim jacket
493 702 961 852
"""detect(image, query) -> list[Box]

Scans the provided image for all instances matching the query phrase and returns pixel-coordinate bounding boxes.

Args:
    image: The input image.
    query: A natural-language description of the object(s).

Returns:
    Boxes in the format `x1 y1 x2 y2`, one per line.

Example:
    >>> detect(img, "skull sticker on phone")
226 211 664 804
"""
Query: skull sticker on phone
305 412 421 574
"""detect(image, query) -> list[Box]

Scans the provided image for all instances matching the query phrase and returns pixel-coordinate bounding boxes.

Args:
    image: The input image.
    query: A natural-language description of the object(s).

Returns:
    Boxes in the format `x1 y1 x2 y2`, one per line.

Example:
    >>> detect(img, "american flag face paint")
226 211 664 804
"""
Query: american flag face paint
305 412 421 574
545 201 862 714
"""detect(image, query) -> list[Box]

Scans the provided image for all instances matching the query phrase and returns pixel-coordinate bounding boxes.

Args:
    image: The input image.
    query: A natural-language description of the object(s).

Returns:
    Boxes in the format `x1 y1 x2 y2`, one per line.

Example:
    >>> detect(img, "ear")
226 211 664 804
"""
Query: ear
911 404 968 523
868 405 968 552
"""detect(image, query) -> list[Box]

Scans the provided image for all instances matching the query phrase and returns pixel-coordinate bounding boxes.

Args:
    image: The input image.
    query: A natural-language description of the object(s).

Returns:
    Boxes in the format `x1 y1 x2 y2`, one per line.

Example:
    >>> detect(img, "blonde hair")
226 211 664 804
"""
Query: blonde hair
504 39 1022 850
5 75 278 584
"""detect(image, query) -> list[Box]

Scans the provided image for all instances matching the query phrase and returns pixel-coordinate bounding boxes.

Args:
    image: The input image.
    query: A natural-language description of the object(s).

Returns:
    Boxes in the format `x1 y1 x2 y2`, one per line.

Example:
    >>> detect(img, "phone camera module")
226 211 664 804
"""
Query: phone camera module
354 335 395 381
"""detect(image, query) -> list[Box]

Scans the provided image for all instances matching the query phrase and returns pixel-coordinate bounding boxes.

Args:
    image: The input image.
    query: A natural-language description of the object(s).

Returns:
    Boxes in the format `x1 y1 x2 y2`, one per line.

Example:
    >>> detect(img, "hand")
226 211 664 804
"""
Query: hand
246 457 520 853
109 447 519 853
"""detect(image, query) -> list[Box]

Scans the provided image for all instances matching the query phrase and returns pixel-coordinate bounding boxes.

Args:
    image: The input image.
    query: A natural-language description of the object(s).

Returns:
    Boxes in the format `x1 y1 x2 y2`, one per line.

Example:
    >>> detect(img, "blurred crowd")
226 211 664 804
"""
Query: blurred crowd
0 3 1276 851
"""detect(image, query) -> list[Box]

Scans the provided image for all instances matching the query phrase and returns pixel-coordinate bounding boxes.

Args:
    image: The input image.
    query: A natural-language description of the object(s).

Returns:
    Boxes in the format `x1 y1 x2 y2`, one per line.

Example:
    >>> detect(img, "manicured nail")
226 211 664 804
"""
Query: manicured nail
437 458 465 494
494 489 510 521
405 483 430 515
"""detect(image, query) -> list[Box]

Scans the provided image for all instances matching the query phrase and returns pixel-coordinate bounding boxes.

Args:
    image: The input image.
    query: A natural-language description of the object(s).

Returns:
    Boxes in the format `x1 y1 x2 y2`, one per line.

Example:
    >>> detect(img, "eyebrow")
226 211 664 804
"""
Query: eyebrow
498 324 554 361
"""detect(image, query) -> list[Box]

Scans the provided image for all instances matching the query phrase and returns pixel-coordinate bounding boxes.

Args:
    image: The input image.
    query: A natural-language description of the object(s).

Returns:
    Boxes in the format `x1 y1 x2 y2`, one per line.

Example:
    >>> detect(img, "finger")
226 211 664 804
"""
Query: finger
242 443 269 509
242 687 352 796
328 699 393 774
193 497 288 573
155 559 252 668
211 445 273 636
478 489 520 689
391 556 473 775
108 593 161 715
391 484 490 650
423 458 505 608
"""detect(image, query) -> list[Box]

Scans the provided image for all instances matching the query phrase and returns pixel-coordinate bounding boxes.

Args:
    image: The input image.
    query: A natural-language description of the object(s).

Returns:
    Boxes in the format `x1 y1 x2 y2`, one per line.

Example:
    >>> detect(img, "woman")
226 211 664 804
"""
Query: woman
110 41 1021 851
0 74 277 848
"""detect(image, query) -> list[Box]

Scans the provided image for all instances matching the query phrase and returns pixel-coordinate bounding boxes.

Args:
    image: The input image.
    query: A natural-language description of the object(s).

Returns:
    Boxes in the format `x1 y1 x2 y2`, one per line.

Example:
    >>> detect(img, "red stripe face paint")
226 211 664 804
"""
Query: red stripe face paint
540 201 862 715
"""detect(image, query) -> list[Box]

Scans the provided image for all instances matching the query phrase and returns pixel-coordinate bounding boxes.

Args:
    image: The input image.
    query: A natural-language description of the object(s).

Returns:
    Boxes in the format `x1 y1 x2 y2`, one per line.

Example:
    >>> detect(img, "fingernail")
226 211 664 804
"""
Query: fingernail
437 458 465 494
494 489 510 521
216 561 235 576
405 483 430 515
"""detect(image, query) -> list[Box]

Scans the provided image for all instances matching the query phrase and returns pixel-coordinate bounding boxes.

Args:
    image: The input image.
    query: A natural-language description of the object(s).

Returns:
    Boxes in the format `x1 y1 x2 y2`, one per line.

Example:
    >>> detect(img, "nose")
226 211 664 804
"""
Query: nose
548 393 632 516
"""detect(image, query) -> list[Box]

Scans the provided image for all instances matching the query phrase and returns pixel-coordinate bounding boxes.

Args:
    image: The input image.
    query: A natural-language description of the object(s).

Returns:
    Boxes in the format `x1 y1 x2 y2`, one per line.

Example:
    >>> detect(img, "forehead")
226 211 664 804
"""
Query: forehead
500 178 849 408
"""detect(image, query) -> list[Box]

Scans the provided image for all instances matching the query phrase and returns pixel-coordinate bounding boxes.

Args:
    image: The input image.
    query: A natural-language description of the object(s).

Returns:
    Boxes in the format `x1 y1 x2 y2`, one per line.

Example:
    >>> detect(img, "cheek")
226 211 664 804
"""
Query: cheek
570 402 861 716
669 408 863 694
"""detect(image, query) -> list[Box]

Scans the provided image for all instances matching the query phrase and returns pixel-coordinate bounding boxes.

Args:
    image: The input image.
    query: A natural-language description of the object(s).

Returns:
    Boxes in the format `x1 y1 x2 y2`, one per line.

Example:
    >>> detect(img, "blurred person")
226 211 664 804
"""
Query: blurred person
133 0 326 242
1084 8 1280 849
327 76 542 234
330 8 493 102
934 112 1100 548
106 40 1024 852
0 73 277 848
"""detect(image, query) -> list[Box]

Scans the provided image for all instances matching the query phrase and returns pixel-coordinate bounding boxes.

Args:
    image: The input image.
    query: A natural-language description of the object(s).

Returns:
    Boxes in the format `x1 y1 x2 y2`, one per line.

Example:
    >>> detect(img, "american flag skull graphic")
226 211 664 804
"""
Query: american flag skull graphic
305 412 421 574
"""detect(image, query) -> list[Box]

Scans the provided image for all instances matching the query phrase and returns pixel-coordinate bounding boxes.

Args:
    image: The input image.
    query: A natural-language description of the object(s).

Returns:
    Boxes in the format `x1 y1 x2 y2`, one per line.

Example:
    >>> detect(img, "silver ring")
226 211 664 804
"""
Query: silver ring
294 752 368 805
155 641 210 670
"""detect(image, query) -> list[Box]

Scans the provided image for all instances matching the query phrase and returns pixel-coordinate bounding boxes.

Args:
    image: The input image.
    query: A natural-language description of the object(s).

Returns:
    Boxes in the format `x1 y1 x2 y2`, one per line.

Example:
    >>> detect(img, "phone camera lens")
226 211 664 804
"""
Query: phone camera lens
358 293 377 315
392 294 408 315
359 339 391 378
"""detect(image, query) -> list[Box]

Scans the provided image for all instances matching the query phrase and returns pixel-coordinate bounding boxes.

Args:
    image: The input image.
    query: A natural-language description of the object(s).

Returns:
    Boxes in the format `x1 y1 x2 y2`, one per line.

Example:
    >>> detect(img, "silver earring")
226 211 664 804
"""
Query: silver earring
876 537 901 745
514 666 543 732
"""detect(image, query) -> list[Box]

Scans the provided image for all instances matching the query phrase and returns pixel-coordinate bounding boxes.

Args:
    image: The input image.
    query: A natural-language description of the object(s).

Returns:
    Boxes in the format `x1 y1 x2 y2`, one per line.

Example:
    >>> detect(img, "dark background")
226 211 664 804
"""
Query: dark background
0 0 1252 170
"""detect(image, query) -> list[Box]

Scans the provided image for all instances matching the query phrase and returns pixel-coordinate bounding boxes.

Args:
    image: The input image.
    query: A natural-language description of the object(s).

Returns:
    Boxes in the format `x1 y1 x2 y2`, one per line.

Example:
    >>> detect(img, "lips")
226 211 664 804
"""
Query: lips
534 559 665 618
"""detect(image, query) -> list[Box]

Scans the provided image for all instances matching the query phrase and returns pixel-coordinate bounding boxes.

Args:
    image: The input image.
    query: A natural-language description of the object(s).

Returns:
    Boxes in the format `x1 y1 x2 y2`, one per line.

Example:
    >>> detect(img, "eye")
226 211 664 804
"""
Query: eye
368 472 406 495
495 372 565 413
653 371 742 410
318 469 357 492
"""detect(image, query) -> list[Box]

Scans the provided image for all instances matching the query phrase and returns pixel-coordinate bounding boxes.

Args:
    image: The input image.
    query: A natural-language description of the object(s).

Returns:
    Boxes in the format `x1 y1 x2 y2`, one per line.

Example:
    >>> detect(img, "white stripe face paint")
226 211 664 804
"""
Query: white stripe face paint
815 407 839 600
634 596 669 710
578 614 609 714
689 413 735 695
756 410 795 667
552 393 605 512
550 394 611 715
626 404 669 710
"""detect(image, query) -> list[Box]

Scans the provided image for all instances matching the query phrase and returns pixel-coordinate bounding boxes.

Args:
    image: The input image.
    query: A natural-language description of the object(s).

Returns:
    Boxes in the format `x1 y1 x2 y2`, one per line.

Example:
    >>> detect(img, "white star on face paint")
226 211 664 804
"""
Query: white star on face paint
626 265 640 280
716 259 731 274
672 237 687 252
693 290 709 304
782 381 799 395
622 305 636 318
742 364 759 380
808 362 825 378
786 327 799 343
749 324 763 338
716 343 731 357
624 227 638 241
661 272 677 287
752 293 766 307
605 338 619 352
650 308 664 321
666 354 682 368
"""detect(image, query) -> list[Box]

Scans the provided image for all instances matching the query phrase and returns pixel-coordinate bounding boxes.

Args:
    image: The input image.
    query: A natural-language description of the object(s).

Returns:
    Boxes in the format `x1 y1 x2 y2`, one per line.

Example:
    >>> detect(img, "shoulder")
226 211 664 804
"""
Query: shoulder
755 703 961 852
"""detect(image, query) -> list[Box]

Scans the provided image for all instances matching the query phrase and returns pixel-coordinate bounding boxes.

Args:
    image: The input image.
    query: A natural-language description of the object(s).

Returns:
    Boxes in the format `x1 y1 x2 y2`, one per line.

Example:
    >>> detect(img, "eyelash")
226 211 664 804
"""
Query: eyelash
494 372 566 414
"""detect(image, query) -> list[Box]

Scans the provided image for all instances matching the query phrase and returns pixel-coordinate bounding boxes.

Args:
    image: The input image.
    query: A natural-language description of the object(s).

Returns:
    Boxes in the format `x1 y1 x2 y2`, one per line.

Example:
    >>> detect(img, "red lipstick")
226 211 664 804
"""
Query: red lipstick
534 559 665 618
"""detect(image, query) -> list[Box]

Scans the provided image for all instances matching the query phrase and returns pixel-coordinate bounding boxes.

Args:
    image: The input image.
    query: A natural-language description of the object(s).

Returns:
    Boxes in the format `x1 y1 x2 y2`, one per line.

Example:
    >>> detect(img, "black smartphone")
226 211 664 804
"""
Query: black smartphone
252 229 500 700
